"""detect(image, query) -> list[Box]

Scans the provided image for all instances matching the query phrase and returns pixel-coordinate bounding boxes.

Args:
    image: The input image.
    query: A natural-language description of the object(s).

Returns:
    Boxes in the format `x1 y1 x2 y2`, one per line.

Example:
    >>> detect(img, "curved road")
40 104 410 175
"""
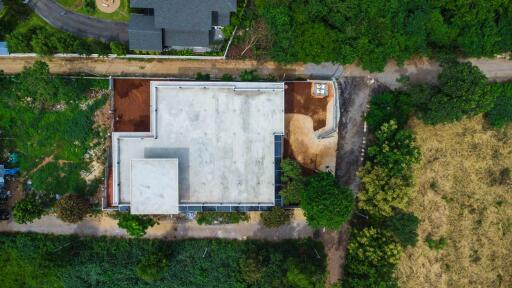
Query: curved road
29 0 128 43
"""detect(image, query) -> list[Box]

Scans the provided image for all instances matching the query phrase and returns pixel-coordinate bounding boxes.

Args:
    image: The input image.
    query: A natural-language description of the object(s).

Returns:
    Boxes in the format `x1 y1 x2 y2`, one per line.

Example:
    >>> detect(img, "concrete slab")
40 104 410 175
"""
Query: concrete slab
112 82 285 210
130 159 179 214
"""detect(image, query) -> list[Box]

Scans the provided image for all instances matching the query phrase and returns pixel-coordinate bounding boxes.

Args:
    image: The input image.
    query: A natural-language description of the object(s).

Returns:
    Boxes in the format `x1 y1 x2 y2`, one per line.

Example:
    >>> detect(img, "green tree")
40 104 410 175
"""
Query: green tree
343 227 402 288
418 61 495 124
135 255 169 283
239 257 263 285
261 206 291 228
280 159 305 205
366 91 415 132
116 214 158 237
300 172 354 229
12 194 47 224
383 211 420 247
358 164 412 217
54 194 90 223
367 120 420 177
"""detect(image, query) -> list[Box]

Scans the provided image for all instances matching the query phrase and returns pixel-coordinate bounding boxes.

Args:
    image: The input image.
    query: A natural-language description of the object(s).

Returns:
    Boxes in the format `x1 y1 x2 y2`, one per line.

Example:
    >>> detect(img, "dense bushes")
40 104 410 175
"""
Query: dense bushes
196 212 249 225
280 159 305 205
415 61 495 124
261 206 291 228
486 83 512 128
383 211 420 247
12 194 47 224
343 227 402 288
1 62 107 219
54 194 91 223
0 0 32 40
256 0 512 71
301 172 354 229
358 120 420 217
116 214 158 237
0 233 326 288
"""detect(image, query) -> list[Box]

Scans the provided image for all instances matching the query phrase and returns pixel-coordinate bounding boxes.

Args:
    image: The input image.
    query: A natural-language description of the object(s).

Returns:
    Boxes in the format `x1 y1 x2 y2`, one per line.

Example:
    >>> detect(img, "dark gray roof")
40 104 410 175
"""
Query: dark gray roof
128 0 236 50
131 0 236 31
164 30 210 48
128 14 163 51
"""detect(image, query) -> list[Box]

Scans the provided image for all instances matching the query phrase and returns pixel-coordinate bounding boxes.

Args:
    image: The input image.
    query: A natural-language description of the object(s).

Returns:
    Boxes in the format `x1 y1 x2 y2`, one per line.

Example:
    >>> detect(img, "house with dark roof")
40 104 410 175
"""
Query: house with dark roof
128 0 237 52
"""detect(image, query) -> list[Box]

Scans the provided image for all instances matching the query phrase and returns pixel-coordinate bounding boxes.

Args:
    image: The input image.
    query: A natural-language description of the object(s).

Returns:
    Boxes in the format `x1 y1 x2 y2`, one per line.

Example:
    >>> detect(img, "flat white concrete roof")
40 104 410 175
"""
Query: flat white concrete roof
112 81 285 212
130 159 179 214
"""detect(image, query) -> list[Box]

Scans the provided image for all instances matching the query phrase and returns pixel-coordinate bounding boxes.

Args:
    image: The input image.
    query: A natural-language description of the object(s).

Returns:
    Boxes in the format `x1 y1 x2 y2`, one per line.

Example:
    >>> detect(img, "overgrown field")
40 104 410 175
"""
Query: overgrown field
0 233 326 288
0 61 108 202
397 116 512 287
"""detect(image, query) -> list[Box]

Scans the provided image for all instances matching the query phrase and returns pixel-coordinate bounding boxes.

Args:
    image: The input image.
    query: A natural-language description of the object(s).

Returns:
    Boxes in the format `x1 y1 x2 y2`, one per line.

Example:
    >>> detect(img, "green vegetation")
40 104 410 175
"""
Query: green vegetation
0 0 32 41
301 172 354 229
425 236 447 251
365 91 414 132
0 232 326 288
0 61 108 223
343 227 402 288
255 0 512 71
196 212 250 225
195 72 211 81
116 214 158 237
57 0 130 22
415 61 495 124
280 159 305 205
239 69 260 81
358 120 420 217
12 194 47 224
383 211 420 247
110 41 127 56
54 194 91 223
261 206 291 228
135 255 169 283
486 82 512 128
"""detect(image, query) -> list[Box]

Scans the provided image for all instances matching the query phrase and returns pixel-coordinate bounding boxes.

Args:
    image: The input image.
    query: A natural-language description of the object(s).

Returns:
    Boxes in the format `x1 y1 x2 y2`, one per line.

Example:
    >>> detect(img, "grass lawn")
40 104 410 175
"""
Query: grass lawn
0 233 326 288
57 0 130 22
396 116 512 287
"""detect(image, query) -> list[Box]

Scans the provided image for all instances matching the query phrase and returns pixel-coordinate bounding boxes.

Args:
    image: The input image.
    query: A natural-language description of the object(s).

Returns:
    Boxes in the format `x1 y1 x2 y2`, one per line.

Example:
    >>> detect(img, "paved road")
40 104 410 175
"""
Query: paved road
30 0 128 42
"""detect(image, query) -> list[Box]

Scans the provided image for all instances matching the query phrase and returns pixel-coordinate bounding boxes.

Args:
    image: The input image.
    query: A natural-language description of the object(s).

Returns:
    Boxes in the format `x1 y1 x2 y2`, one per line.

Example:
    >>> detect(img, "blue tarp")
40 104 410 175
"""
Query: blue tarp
0 42 9 55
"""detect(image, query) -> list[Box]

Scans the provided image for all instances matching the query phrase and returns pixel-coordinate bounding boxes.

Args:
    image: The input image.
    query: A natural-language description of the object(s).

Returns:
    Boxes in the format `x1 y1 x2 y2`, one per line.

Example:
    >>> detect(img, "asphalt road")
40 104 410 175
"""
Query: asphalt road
30 0 128 43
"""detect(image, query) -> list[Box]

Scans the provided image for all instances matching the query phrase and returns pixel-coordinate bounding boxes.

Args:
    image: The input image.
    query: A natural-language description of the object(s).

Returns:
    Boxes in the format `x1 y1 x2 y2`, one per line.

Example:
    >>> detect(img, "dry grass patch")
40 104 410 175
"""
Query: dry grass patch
396 116 512 288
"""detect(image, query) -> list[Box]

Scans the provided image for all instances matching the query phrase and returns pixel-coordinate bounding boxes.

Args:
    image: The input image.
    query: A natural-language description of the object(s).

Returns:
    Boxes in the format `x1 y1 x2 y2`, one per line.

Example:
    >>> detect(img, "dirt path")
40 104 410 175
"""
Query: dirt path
0 210 313 240
0 56 510 82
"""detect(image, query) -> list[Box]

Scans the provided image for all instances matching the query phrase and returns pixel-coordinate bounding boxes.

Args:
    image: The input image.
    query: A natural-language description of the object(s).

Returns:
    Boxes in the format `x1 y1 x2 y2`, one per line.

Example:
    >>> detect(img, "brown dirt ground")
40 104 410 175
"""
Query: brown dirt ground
285 82 333 131
113 78 151 132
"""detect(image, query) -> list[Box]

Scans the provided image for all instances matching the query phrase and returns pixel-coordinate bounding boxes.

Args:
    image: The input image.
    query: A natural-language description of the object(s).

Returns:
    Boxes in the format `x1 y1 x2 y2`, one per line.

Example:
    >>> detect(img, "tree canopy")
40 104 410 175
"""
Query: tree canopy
255 0 512 71
300 172 354 229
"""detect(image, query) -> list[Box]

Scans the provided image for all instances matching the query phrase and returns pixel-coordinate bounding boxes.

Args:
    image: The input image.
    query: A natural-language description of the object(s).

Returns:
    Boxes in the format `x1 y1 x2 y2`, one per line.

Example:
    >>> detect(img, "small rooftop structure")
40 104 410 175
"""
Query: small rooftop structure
112 81 285 213
130 159 179 214
128 0 237 52
0 42 9 56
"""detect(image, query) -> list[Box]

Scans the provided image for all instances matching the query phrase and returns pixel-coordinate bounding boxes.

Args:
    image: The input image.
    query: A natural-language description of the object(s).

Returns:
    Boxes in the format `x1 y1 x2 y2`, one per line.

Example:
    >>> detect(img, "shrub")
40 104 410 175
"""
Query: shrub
195 212 249 225
116 214 158 237
418 61 495 124
261 206 291 228
109 41 127 56
239 69 260 81
343 227 402 288
280 159 305 205
54 194 90 223
239 257 263 285
300 172 354 229
12 194 47 224
83 0 96 13
195 72 211 81
485 83 512 128
135 255 169 283
383 211 420 247
425 236 447 251
286 259 324 288
221 74 234 81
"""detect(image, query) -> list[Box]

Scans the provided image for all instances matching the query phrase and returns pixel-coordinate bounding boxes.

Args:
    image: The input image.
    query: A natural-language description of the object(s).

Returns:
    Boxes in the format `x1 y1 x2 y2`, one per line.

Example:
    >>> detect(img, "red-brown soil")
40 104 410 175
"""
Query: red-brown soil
113 78 151 132
284 82 333 131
